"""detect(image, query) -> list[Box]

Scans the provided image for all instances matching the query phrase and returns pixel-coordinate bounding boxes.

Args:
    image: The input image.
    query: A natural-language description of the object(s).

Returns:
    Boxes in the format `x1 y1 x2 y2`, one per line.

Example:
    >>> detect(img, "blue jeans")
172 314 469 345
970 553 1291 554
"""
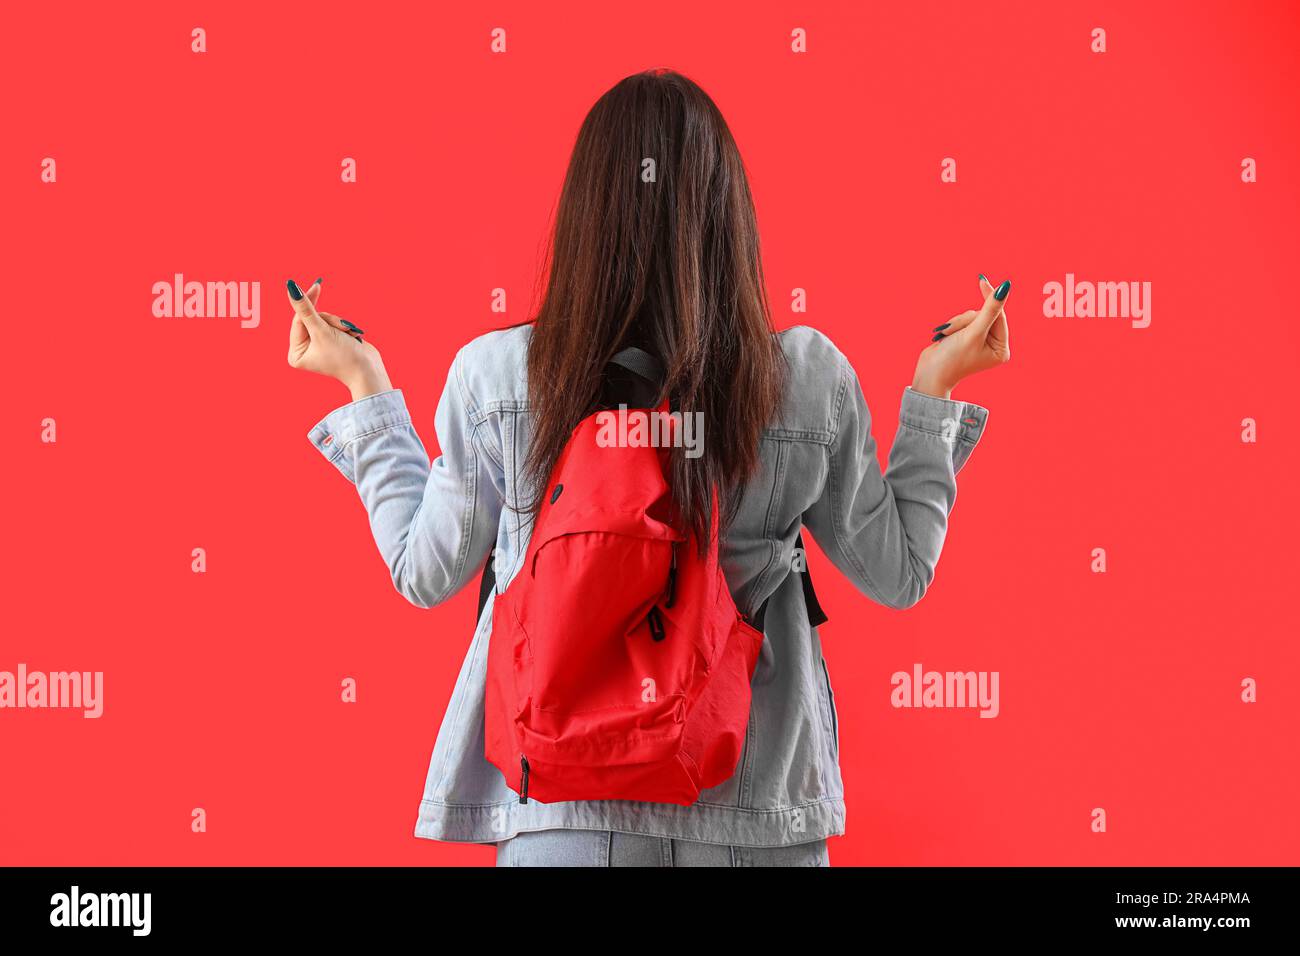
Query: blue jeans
496 829 830 867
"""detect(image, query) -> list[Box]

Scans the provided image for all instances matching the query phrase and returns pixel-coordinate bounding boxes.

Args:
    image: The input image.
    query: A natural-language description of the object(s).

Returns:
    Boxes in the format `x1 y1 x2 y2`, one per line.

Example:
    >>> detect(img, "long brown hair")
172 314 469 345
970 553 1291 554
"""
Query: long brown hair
523 68 785 549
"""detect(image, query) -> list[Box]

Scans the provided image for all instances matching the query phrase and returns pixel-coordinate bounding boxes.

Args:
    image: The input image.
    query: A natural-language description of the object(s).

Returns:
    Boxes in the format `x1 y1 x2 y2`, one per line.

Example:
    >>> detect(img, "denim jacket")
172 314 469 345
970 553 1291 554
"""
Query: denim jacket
307 324 989 847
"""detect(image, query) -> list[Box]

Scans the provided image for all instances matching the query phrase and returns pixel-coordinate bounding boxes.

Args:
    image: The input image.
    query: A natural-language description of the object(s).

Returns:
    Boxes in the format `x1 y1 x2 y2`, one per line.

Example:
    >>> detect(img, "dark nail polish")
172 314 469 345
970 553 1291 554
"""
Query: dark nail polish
933 322 951 332
994 280 1011 301
287 279 303 301
978 273 988 283
931 332 946 342
340 319 365 334
314 277 323 286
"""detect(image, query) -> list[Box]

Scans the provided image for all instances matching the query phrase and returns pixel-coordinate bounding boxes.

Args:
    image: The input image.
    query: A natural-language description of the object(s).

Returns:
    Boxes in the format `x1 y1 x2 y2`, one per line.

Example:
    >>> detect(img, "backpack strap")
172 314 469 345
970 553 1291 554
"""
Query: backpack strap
750 531 827 633
607 346 664 386
476 548 496 623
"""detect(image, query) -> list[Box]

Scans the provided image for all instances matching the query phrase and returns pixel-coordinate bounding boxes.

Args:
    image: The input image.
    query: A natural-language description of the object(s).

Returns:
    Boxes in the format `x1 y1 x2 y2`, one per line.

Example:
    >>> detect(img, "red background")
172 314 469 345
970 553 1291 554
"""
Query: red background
2 0 1297 866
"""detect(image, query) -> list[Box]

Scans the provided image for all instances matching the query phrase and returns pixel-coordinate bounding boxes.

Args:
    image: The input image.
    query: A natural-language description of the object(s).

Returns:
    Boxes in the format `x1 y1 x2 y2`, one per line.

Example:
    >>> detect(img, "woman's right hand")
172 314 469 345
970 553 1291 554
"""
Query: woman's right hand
285 278 393 402
911 275 1012 399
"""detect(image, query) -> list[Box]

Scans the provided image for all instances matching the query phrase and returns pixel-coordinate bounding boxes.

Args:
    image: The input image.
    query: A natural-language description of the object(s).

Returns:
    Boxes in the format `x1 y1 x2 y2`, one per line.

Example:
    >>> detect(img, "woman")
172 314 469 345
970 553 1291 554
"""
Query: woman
286 69 1010 867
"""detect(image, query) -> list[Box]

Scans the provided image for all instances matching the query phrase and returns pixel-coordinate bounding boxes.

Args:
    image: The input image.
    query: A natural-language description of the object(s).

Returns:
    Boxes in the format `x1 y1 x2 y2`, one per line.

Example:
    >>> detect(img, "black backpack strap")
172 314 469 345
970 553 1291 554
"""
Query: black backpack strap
751 531 827 632
604 347 666 410
476 548 496 623
607 346 664 386
798 534 829 626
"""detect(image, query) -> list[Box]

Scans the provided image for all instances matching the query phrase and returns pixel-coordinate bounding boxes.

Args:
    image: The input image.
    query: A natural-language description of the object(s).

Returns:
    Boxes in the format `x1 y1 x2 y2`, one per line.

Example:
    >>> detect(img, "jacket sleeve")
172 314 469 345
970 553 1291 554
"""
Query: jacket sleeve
304 348 501 609
802 355 989 611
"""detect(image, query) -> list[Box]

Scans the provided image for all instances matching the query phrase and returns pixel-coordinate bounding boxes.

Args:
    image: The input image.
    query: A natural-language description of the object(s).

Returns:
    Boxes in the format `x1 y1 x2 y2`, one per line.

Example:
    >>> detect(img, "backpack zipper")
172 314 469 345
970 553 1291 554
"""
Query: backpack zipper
647 605 666 641
519 755 530 804
665 543 677 608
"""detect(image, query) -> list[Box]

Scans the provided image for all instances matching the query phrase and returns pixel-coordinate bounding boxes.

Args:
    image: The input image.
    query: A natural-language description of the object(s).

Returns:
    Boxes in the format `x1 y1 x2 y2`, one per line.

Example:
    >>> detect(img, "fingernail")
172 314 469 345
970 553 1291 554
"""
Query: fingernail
978 273 988 283
994 280 1011 301
933 322 951 332
314 277 323 286
340 319 365 334
931 332 946 342
287 279 303 301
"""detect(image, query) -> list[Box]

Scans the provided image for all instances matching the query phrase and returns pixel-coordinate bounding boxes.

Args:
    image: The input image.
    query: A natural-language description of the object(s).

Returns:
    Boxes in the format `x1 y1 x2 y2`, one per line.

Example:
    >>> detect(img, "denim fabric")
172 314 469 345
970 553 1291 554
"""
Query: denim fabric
307 324 989 848
495 829 830 867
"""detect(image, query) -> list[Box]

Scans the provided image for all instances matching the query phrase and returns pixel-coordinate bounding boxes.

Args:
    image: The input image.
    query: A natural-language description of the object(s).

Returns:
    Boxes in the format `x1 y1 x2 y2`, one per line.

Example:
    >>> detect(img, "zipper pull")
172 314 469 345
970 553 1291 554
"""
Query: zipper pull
519 755 530 804
647 605 666 642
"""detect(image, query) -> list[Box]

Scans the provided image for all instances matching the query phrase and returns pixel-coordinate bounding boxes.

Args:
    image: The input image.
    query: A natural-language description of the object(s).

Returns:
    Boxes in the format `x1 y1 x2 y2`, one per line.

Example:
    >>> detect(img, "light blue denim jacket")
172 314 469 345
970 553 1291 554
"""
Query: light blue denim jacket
307 324 989 846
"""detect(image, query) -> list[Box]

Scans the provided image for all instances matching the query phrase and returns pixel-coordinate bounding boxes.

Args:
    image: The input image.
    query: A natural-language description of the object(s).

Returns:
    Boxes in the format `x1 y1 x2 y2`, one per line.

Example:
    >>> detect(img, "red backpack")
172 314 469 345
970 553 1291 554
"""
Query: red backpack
480 348 766 805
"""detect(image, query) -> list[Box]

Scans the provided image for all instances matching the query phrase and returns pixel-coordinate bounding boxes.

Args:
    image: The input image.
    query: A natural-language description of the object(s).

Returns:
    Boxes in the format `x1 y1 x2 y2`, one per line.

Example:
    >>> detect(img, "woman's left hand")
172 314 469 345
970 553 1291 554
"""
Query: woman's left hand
285 278 392 402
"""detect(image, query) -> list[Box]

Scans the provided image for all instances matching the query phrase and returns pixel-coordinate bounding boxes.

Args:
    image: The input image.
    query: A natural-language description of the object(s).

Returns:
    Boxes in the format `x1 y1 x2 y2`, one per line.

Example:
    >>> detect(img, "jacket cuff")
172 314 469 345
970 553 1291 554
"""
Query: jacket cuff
899 386 989 449
307 388 411 483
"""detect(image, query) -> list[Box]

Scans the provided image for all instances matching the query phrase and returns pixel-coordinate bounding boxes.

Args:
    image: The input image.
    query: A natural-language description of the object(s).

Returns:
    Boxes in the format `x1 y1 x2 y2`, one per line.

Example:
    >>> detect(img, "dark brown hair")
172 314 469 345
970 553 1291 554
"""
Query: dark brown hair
523 68 785 548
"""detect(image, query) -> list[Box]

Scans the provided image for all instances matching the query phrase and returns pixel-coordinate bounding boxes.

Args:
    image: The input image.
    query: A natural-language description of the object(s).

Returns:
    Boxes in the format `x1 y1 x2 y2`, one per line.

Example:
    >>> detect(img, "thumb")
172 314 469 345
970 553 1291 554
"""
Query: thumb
972 277 1011 334
286 279 328 335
